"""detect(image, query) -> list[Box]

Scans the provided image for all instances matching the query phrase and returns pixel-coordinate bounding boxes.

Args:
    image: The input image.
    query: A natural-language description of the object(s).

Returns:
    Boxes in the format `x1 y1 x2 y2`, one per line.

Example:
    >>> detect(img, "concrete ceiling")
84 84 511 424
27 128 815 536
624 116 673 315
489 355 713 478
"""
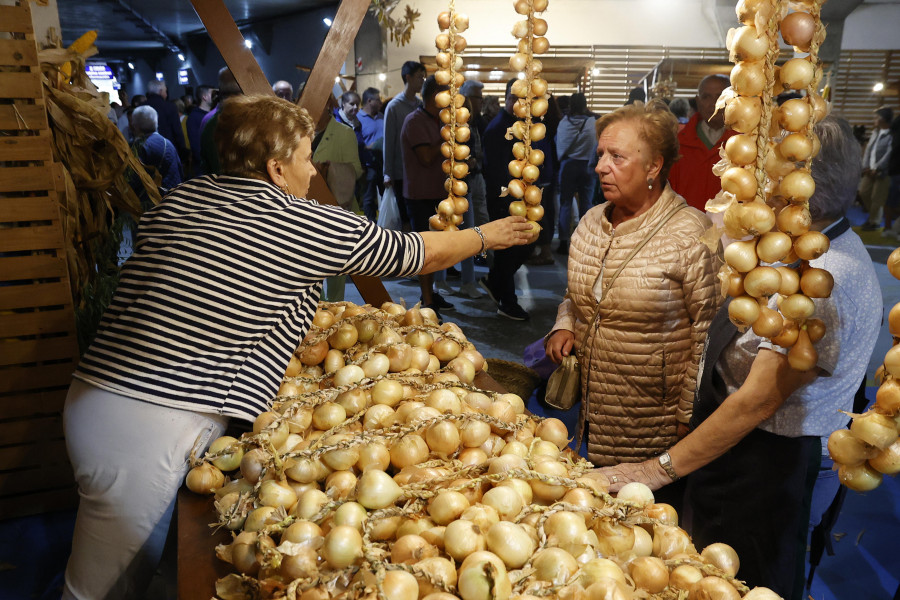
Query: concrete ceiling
57 0 338 60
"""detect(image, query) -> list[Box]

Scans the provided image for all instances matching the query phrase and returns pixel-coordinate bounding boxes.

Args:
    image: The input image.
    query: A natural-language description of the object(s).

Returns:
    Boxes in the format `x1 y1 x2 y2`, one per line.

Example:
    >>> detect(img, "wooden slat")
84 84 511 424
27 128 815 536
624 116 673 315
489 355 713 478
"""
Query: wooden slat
0 72 42 100
0 308 74 338
0 224 65 253
0 39 38 68
0 195 59 223
0 135 51 161
0 463 74 497
177 489 234 600
0 336 78 368
0 4 33 34
0 388 70 417
0 165 54 193
0 281 72 311
0 102 47 131
0 439 69 471
0 362 76 395
297 0 372 124
0 486 78 520
0 254 69 282
0 414 65 445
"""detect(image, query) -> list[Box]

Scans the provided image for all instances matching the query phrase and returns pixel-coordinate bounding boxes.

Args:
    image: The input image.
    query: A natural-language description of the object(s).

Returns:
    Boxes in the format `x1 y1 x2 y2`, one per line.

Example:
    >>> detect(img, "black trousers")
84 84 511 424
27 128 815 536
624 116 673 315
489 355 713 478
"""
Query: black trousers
685 428 820 600
485 197 535 306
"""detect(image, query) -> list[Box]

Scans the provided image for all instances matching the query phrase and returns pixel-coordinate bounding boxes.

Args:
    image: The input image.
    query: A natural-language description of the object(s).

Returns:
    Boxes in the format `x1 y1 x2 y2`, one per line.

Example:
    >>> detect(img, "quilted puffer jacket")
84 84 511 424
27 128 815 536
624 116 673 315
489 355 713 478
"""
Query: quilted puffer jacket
551 185 721 466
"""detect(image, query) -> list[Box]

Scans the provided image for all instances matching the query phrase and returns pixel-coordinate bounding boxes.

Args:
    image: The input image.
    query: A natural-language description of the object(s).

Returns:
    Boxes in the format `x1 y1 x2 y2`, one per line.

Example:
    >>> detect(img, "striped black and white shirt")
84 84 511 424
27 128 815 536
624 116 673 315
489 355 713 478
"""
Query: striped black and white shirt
74 175 425 422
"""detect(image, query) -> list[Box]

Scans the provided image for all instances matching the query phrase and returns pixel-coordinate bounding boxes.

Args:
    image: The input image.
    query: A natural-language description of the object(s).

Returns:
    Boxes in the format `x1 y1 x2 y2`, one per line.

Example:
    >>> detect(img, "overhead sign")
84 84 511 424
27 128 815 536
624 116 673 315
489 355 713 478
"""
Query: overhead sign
86 63 121 97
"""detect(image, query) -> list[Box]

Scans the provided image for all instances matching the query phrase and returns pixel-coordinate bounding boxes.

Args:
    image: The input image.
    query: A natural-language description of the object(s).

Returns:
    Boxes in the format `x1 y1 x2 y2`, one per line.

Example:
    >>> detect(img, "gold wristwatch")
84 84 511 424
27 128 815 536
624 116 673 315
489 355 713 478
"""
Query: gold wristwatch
658 451 679 481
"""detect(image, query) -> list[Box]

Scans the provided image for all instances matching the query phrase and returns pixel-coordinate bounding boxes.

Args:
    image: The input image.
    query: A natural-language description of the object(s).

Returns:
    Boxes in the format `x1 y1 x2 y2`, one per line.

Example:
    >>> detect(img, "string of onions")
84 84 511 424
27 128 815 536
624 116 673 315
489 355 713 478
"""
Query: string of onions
828 247 900 492
431 0 472 231
502 0 549 235
715 0 831 372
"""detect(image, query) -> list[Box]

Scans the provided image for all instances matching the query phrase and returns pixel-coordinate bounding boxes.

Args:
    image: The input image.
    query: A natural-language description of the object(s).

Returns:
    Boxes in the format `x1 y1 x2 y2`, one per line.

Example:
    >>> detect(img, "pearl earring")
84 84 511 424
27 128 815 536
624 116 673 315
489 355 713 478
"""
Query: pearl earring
647 178 653 190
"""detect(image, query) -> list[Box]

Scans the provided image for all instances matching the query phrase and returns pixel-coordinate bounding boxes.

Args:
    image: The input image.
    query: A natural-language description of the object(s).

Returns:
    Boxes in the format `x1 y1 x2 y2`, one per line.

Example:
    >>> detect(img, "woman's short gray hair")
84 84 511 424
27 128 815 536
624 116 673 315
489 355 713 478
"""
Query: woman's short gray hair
809 116 861 222
131 105 158 135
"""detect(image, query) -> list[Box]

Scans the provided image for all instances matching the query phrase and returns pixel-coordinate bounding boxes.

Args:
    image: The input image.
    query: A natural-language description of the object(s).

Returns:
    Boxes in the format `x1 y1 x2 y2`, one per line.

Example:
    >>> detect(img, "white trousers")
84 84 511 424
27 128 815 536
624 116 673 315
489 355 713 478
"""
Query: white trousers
62 379 228 600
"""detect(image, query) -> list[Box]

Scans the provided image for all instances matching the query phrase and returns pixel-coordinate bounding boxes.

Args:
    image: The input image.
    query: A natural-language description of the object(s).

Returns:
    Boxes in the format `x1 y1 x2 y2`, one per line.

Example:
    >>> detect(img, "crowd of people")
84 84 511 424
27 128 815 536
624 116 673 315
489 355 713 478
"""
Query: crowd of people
91 65 894 600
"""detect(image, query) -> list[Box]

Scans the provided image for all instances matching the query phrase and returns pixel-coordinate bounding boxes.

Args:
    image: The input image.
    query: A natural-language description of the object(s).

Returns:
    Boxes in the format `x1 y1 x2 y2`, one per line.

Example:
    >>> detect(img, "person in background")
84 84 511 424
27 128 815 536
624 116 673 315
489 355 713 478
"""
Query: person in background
61 94 534 600
313 94 364 302
668 96 692 130
459 80 489 229
482 94 500 126
401 75 455 317
555 93 598 255
144 79 186 162
667 74 734 211
273 80 294 102
186 85 213 177
597 116 881 600
384 61 427 232
358 87 385 222
199 67 242 175
545 101 720 513
859 107 893 231
334 90 370 215
625 86 646 105
478 78 539 321
883 113 900 238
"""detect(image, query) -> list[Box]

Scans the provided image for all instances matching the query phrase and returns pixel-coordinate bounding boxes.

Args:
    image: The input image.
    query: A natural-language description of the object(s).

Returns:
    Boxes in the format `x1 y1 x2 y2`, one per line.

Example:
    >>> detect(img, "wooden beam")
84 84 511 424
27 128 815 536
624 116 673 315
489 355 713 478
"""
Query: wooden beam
297 0 370 124
189 0 391 307
189 0 275 96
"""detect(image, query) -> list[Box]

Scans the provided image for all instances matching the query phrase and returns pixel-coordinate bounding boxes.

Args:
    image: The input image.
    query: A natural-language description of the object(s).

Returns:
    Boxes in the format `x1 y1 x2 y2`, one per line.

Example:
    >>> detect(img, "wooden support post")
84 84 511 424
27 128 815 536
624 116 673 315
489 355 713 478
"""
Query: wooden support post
189 0 391 307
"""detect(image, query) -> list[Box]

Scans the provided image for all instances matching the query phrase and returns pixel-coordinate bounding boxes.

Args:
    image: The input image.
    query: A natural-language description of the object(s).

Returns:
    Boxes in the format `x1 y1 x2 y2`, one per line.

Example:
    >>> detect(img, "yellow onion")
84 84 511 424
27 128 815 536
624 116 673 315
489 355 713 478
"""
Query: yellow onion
722 167 758 202
743 266 781 298
888 303 900 336
869 438 900 475
753 304 784 339
444 519 486 562
391 534 439 564
725 134 758 166
736 0 774 26
701 543 740 577
231 531 265 575
725 96 762 133
629 556 669 593
730 26 769 61
780 293 816 321
581 558 627 588
731 61 766 96
481 485 524 521
779 57 815 90
740 200 776 236
428 491 470 525
208 436 244 472
186 462 225 494
838 462 883 492
776 266 800 296
529 458 569 502
780 132 815 162
888 344 900 378
876 378 900 415
851 411 899 449
486 521 535 569
724 269 745 298
757 231 792 264
652 523 696 559
771 319 800 348
800 267 833 298
532 547 578 584
788 328 818 372
793 231 829 261
593 519 635 557
781 11 816 51
828 429 875 467
778 170 816 203
585 578 633 600
728 295 761 330
743 588 785 600
669 565 704 591
775 204 811 236
689 576 741 600
778 98 812 132
356 469 402 509
381 570 419 600
416 557 458 597
458 551 511 600
724 238 758 273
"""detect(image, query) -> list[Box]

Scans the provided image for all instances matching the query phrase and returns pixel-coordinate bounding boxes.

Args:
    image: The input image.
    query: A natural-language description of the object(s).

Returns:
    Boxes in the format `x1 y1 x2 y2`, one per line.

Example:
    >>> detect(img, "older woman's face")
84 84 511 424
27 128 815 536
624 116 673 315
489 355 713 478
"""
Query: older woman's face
342 96 360 119
595 120 658 206
283 137 317 197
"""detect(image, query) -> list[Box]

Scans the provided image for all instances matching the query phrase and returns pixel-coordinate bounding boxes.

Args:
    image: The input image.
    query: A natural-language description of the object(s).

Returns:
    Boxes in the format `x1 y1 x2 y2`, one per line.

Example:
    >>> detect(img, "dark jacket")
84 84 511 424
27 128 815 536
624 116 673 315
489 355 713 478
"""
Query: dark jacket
145 93 186 158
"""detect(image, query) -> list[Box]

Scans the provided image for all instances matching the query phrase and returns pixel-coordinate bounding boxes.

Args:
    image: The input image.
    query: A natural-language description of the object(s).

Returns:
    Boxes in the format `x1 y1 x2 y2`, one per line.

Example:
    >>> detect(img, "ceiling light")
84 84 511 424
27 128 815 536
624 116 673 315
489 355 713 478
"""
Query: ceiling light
592 68 600 76
378 73 386 81
517 71 525 79
335 76 341 83
177 53 185 62
873 82 884 92
323 17 333 26
468 63 480 70
156 72 164 81
244 39 253 49
489 70 503 80
128 62 135 69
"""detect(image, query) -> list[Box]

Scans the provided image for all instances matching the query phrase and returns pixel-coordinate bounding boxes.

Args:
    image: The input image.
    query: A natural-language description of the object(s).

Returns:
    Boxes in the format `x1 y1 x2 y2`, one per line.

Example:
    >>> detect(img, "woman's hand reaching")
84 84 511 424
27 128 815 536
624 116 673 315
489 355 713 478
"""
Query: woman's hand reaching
591 459 672 493
480 216 538 250
545 329 575 364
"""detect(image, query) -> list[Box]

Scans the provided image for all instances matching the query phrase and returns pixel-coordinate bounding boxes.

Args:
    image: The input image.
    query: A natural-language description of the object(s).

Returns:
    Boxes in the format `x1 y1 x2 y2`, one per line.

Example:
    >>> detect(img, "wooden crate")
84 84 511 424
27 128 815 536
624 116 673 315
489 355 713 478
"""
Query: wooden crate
0 1 79 519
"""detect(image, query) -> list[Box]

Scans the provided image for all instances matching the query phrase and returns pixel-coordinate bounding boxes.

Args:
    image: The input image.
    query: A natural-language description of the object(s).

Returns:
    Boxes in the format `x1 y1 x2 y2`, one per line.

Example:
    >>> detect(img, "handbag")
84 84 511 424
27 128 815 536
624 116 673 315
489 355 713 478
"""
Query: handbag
543 202 688 412
376 186 401 230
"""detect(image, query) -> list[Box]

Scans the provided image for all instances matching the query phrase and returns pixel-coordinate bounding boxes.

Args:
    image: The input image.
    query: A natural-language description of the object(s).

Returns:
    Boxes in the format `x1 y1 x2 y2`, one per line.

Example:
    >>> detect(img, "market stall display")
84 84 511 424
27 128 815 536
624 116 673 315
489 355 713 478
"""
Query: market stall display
183 300 785 600
503 0 550 235
713 0 830 371
430 1 472 232
828 246 900 492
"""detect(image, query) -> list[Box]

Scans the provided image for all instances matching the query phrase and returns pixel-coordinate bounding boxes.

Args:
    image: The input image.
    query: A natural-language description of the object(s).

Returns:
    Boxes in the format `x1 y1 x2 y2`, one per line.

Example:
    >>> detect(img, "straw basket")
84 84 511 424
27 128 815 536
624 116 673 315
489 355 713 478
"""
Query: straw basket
485 359 542 400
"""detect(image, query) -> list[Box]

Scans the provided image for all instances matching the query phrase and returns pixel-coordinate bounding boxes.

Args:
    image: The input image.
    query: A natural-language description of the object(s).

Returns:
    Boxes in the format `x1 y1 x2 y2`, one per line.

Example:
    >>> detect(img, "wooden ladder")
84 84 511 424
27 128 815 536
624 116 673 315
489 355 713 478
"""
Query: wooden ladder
0 0 79 518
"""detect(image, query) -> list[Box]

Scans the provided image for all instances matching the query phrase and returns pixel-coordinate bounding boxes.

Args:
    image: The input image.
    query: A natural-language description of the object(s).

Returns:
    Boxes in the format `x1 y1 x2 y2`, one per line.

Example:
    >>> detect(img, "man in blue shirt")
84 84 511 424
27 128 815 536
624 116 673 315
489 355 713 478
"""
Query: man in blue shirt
358 87 384 222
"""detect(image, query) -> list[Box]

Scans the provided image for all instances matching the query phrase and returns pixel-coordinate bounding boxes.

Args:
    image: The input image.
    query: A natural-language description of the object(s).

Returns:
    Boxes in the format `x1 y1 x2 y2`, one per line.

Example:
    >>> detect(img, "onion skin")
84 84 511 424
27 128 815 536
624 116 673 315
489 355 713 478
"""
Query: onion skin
728 295 761 331
700 542 740 577
869 438 900 475
788 328 818 372
781 11 816 51
838 462 884 492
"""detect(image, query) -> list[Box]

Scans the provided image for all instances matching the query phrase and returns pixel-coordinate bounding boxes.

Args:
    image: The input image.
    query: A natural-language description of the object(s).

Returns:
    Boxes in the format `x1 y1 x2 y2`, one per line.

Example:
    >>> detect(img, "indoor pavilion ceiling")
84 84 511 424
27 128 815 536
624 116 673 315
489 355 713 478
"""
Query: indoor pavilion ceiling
56 0 337 60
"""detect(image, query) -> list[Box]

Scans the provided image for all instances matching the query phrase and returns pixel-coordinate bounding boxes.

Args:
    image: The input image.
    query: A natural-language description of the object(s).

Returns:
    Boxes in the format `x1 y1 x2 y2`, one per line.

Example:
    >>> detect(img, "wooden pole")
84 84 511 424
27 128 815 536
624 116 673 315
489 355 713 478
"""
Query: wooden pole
189 0 390 306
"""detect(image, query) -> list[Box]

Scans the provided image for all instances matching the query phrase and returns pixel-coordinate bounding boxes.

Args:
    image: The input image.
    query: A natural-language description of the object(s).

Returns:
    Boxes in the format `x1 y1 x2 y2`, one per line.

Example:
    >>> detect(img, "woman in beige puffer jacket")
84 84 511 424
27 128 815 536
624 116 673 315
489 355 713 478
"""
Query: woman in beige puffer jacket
546 101 722 470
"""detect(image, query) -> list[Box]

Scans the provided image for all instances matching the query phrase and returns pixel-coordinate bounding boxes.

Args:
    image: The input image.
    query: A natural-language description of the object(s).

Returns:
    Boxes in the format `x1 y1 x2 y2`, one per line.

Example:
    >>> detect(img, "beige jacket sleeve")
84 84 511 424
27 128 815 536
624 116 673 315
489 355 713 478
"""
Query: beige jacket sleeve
677 237 722 423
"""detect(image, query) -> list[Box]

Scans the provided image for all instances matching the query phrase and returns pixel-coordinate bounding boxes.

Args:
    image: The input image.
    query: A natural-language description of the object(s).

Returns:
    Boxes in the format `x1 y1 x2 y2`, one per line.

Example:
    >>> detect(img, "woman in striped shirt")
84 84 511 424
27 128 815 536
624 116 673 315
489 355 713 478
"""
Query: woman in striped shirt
61 94 534 600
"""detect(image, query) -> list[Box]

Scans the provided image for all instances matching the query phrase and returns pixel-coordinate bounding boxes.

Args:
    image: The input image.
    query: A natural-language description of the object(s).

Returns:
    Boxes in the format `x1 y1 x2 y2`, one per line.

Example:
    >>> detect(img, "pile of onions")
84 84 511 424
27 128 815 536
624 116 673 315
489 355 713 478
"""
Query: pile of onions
715 0 830 371
430 1 472 232
185 297 783 600
502 0 550 235
828 247 900 492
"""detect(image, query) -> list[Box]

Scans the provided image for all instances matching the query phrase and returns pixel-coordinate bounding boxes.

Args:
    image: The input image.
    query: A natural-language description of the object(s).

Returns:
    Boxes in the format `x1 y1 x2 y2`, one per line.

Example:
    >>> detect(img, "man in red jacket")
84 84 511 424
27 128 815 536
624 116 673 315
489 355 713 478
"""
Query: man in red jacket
668 75 734 211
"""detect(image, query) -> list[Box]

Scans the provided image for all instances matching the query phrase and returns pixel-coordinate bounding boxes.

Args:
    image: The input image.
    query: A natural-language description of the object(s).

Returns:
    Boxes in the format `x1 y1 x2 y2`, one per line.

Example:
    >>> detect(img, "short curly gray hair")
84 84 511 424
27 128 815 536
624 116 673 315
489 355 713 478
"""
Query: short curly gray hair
810 116 861 222
131 105 158 135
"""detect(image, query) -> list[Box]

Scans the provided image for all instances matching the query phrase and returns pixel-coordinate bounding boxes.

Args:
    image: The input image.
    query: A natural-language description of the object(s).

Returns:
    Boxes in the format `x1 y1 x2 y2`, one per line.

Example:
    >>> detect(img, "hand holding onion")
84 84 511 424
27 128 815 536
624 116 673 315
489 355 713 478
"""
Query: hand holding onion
478 215 538 249
592 459 672 493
